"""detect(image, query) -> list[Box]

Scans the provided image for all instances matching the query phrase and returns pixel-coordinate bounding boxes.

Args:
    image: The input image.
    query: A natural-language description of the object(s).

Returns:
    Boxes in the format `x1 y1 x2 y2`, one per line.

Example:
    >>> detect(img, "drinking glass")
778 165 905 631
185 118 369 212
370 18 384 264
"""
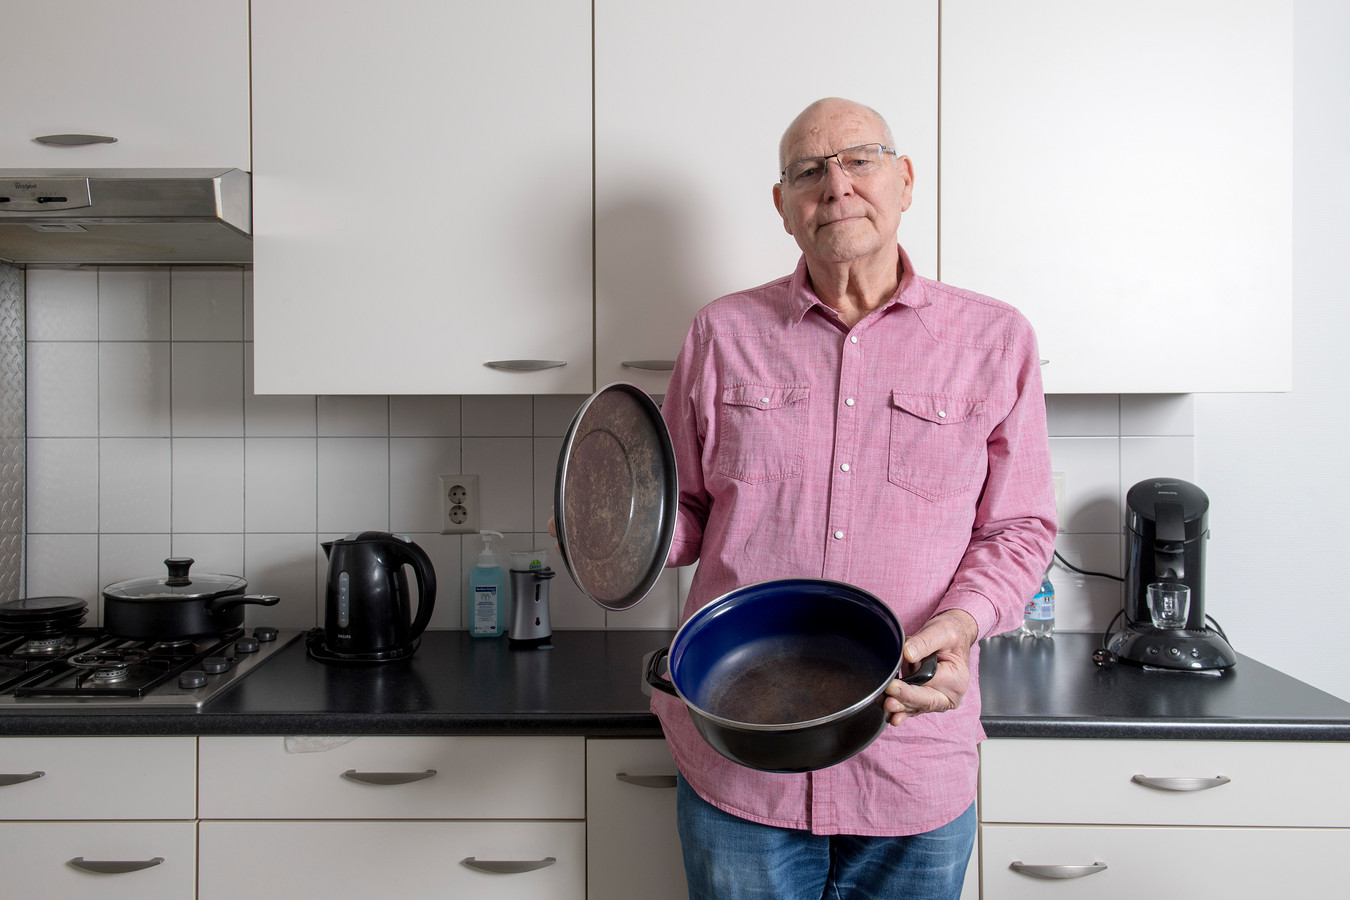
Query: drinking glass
1147 582 1191 629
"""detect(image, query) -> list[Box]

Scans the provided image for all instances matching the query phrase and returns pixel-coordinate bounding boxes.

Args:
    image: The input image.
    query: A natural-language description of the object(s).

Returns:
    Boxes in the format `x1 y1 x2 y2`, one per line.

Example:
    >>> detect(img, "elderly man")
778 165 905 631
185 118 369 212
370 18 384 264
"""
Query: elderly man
655 97 1058 899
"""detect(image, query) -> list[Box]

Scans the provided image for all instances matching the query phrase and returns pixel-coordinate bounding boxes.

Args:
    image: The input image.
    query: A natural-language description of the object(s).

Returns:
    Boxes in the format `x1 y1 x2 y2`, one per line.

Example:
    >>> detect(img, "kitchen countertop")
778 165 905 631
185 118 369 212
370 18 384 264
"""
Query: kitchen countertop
4 629 1350 741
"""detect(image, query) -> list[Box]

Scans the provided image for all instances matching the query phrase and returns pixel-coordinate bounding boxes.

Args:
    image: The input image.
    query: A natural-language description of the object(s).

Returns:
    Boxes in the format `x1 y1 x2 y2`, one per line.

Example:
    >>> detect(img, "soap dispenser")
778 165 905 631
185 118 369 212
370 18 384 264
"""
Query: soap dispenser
469 530 508 638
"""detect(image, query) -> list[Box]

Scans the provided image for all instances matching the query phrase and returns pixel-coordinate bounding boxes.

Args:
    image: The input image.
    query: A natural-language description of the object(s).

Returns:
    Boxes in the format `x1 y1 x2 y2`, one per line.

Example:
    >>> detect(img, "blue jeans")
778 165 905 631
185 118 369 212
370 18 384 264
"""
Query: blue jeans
676 775 975 900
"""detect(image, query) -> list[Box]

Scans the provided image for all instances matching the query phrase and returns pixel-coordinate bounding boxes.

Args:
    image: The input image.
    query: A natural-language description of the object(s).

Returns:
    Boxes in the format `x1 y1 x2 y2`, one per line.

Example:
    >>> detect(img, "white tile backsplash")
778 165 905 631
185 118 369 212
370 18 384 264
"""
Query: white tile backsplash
22 264 1197 634
98 268 170 341
99 438 172 533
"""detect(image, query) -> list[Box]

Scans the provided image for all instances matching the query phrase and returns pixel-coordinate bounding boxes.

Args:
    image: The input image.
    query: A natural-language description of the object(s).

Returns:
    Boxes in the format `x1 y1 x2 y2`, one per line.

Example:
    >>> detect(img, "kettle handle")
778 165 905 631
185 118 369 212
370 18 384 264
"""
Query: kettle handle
392 537 437 640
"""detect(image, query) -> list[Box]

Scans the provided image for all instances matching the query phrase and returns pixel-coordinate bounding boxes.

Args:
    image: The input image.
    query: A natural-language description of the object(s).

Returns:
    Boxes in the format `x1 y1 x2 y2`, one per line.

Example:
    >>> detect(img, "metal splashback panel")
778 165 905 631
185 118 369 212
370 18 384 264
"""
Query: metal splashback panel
0 264 21 601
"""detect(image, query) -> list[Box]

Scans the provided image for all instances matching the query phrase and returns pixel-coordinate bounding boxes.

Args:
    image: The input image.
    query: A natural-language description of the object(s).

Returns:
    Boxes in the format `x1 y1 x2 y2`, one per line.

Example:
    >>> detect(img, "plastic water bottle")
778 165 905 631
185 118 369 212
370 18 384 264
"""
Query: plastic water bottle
1023 573 1055 638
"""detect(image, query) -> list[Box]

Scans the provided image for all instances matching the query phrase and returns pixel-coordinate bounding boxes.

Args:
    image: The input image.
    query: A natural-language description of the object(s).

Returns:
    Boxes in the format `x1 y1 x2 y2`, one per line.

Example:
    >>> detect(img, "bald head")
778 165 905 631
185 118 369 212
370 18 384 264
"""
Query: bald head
778 98 896 170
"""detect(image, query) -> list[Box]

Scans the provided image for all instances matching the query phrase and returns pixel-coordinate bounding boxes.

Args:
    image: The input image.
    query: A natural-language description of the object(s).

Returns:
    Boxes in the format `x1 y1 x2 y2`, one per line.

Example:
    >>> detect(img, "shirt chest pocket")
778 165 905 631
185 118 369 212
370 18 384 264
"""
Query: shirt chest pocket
888 391 987 501
716 385 809 484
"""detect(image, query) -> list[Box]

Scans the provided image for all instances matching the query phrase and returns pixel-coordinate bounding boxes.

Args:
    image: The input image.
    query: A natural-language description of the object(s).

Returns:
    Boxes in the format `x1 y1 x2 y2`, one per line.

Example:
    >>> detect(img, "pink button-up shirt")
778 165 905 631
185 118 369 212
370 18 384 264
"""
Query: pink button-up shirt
655 246 1057 837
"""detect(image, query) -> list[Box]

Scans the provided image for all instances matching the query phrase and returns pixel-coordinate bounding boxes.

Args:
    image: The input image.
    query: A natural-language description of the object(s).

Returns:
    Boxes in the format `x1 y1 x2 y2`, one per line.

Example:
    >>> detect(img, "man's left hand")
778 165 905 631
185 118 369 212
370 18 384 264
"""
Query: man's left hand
882 609 979 726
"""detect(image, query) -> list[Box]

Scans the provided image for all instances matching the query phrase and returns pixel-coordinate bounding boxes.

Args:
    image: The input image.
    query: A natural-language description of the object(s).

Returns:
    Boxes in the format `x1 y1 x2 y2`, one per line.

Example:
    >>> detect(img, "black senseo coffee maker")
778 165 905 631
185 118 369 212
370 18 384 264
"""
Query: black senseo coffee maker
1102 478 1237 672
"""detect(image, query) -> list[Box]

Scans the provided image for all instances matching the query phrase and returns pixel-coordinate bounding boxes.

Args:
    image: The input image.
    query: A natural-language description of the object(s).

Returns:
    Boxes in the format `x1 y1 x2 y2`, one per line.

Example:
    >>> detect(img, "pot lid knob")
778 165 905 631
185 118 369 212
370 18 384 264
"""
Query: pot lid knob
164 558 195 586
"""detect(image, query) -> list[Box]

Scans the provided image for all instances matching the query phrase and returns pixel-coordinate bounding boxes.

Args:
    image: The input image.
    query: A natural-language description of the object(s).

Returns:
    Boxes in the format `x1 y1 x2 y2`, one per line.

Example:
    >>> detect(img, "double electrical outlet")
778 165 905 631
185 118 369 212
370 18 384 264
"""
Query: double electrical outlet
439 474 480 534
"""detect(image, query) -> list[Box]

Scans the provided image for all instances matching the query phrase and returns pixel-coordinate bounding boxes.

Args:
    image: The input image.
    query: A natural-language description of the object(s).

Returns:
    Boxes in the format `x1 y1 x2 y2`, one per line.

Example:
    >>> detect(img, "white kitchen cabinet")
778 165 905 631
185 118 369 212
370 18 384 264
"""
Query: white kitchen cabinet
0 737 197 899
940 0 1292 393
978 739 1350 897
586 738 687 900
198 735 586 900
249 0 593 395
594 0 940 396
2 1 250 170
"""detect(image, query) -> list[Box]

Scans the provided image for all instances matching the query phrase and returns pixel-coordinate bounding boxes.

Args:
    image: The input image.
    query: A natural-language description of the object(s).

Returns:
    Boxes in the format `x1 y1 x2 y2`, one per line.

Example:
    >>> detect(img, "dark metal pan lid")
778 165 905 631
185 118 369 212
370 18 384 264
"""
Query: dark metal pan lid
555 383 677 611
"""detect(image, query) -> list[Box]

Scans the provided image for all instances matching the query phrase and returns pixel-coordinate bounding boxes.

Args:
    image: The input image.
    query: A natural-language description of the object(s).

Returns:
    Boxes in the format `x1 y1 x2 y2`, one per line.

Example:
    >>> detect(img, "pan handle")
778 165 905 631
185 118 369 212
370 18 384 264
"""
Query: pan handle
643 647 680 698
206 593 281 613
898 652 940 686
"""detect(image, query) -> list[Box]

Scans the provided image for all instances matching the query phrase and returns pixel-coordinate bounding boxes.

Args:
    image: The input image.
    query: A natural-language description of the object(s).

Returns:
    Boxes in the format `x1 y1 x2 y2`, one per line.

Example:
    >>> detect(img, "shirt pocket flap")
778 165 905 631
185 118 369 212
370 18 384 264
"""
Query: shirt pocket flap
723 385 810 411
891 391 985 425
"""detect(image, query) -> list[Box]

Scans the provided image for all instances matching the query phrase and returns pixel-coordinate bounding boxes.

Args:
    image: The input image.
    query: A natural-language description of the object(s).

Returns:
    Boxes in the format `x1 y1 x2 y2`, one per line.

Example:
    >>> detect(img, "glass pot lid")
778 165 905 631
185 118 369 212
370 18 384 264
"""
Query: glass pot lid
102 558 247 601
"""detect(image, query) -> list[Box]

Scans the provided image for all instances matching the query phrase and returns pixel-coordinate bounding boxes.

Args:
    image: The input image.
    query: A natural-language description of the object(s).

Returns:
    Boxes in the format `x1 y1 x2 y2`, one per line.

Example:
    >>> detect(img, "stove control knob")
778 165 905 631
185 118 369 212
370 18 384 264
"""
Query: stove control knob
253 626 280 643
235 636 261 654
202 656 231 674
179 670 208 690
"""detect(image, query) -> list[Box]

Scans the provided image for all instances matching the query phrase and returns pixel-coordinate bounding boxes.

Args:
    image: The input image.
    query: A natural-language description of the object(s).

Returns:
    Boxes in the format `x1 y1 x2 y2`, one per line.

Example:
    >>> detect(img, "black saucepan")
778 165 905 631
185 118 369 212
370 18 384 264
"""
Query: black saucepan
645 578 937 773
102 558 279 640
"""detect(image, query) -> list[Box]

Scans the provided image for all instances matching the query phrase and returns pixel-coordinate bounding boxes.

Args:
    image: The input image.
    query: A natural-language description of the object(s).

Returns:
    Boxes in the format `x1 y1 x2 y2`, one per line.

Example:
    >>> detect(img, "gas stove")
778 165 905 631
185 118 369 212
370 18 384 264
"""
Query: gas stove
0 626 303 708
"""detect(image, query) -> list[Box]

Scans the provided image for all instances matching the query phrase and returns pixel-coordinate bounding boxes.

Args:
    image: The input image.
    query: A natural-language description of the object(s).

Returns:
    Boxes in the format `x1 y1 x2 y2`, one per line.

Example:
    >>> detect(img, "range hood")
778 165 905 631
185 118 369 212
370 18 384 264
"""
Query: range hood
0 168 251 265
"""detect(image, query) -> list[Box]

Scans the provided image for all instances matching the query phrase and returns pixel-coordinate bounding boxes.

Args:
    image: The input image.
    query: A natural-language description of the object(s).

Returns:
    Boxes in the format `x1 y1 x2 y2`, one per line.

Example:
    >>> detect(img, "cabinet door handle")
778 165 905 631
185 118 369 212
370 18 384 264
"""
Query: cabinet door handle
1131 774 1232 792
1010 861 1107 879
0 771 45 787
484 359 567 371
34 133 118 146
461 856 557 874
341 769 437 785
616 772 677 789
68 857 164 874
620 359 676 371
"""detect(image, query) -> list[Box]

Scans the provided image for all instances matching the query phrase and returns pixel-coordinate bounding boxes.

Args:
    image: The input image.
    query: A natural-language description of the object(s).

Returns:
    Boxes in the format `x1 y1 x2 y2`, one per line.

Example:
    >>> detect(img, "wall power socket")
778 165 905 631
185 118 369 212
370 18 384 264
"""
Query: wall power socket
439 474 481 535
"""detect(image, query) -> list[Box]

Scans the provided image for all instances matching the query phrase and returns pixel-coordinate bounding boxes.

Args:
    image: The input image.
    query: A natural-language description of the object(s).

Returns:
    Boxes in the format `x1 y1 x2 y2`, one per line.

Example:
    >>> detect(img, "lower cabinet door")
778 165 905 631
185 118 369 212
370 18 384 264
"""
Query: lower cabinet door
981 823 1349 898
199 820 585 900
0 821 195 899
586 738 688 900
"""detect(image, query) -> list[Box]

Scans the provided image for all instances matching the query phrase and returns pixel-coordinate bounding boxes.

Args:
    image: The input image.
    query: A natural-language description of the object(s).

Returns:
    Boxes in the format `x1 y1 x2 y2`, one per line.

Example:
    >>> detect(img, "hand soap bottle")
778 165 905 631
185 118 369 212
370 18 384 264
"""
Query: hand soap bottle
469 530 508 638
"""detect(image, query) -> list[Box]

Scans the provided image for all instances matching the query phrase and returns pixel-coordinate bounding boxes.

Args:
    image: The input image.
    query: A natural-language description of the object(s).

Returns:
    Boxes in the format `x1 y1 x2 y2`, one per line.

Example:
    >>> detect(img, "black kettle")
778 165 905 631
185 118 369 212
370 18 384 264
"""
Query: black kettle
308 531 437 663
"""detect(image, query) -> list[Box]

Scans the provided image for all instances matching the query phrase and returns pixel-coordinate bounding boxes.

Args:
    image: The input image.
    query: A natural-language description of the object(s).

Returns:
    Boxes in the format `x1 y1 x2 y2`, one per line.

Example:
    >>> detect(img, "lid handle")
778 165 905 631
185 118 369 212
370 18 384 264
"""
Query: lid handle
164 558 194 586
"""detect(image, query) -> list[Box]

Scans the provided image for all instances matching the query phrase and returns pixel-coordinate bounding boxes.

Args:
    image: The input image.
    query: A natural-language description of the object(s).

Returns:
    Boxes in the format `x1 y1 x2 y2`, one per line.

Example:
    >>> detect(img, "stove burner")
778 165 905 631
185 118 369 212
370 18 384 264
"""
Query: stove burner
91 664 130 683
14 634 76 657
69 648 153 669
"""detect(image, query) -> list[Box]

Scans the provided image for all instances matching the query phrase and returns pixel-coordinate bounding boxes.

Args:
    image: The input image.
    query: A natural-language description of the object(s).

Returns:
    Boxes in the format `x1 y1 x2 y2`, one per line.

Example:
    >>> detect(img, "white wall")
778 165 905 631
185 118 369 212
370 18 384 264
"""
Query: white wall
1193 0 1350 701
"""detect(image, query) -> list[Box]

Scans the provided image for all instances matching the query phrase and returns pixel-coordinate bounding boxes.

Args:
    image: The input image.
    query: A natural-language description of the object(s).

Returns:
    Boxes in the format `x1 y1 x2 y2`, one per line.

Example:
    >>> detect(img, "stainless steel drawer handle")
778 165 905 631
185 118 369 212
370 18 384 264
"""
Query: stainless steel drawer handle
1010 862 1107 879
620 359 676 371
485 359 567 371
68 857 164 874
461 857 557 875
616 772 678 789
1131 774 1232 792
0 771 45 787
341 769 437 785
34 133 118 146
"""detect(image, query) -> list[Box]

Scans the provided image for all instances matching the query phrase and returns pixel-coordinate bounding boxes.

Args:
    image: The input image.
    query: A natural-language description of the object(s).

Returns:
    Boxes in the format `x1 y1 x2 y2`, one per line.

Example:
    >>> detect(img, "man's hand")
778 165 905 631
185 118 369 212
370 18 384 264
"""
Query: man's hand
882 609 979 726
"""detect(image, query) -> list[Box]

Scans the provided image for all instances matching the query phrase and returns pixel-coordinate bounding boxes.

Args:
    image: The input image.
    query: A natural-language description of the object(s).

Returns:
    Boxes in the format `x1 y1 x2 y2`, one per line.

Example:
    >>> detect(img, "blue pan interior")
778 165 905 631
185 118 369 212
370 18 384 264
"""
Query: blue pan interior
668 579 904 716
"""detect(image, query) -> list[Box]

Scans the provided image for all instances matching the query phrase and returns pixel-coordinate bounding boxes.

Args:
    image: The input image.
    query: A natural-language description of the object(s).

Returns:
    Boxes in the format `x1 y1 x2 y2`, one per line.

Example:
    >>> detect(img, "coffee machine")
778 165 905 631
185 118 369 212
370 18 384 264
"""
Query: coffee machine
1107 478 1237 672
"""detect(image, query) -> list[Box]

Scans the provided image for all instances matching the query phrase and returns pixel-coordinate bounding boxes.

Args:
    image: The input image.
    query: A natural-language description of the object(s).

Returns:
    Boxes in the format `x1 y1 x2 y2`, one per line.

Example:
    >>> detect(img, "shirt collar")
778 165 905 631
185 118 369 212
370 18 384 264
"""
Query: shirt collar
786 243 932 327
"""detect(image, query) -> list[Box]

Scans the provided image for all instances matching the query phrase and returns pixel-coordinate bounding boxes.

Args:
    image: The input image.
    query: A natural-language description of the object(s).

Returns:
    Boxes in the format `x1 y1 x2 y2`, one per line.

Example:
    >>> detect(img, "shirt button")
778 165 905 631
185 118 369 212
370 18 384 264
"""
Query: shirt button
845 398 855 407
840 463 850 472
760 397 771 404
850 335 859 344
833 530 845 540
938 410 947 418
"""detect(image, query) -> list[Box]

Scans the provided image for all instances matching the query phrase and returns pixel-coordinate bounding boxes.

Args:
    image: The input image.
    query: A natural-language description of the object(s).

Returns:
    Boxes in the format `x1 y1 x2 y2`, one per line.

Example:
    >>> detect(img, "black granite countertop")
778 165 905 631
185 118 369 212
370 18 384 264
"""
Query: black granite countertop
3 629 1349 741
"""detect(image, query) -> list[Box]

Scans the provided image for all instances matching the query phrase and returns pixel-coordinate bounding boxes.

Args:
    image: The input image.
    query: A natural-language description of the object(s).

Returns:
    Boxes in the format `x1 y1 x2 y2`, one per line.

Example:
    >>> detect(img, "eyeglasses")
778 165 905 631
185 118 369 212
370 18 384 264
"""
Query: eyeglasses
779 143 898 189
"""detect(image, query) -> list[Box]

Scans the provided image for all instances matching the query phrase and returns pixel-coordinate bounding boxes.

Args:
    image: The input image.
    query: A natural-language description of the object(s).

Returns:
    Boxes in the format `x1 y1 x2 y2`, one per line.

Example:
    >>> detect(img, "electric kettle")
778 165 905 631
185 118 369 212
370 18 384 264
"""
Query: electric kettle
308 531 437 663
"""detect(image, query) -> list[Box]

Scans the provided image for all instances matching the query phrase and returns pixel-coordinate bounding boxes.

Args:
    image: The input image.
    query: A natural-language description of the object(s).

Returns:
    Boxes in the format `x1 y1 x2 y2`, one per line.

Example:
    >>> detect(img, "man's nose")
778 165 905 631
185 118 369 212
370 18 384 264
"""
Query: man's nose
822 158 854 198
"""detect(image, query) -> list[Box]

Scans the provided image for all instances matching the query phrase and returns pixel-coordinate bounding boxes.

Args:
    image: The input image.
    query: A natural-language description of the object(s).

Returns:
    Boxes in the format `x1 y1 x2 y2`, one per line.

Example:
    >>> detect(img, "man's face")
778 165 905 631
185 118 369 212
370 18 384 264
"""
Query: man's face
773 102 913 270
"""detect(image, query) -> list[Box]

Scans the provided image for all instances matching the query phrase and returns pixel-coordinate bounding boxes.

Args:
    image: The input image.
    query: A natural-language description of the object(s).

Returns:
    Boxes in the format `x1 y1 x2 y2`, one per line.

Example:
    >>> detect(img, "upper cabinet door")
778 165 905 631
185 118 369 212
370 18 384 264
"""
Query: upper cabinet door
2 1 250 169
250 1 593 395
594 1 940 395
940 0 1293 394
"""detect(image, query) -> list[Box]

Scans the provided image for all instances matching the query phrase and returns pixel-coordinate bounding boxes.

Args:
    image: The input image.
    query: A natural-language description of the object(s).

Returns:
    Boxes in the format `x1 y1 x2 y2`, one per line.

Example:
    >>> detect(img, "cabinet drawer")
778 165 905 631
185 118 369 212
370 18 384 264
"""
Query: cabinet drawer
199 820 584 900
586 738 687 900
0 737 196 820
198 735 584 819
0 821 196 897
980 739 1349 827
981 823 1349 898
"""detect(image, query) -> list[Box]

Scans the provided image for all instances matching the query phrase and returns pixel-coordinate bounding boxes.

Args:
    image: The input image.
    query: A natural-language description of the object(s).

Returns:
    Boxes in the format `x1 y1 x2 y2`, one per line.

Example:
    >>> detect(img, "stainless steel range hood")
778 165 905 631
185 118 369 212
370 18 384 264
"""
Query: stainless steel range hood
0 168 251 264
